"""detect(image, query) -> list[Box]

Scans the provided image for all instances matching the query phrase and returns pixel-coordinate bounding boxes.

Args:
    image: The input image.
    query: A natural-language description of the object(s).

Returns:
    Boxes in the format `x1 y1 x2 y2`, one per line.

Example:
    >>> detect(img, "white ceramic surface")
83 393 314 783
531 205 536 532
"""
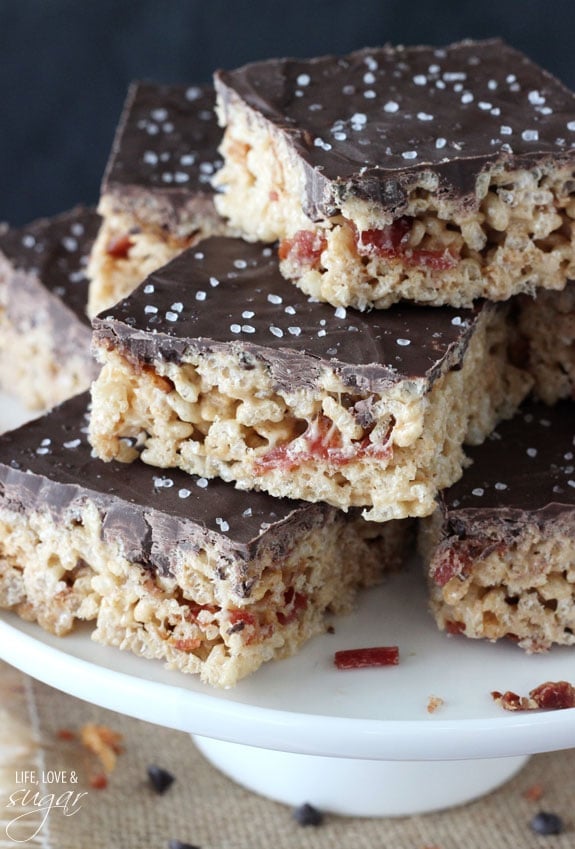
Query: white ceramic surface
0 392 574 814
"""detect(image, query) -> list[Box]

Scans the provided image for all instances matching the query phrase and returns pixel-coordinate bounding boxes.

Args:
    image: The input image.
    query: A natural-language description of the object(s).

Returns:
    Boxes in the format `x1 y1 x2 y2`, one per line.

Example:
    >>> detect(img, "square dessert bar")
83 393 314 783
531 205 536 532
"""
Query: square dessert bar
516 280 575 403
214 39 575 310
87 82 231 317
0 393 408 688
420 399 575 652
0 207 100 410
89 236 531 522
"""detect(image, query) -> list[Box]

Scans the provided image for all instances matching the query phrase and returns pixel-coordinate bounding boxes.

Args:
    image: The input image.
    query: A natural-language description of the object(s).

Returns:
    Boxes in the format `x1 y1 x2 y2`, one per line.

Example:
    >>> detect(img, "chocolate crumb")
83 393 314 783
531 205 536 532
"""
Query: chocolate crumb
293 802 324 827
529 811 564 836
148 765 176 795
168 841 201 849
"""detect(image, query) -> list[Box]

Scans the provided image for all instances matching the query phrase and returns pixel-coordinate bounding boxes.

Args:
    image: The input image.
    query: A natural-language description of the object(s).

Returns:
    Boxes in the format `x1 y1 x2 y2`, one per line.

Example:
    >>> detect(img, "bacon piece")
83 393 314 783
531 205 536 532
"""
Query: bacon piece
334 646 399 669
492 680 575 711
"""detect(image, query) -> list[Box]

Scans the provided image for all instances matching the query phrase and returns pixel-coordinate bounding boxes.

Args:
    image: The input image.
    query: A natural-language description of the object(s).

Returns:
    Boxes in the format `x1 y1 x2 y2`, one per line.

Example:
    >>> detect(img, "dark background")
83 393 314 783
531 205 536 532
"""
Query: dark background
2 0 575 227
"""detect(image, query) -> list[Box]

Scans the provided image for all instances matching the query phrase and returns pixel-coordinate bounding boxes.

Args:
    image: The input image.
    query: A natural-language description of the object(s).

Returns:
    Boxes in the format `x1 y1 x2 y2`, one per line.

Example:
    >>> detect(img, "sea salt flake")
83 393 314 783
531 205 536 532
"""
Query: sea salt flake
526 447 538 458
196 291 206 301
178 489 191 499
435 138 447 149
297 73 310 86
402 151 417 160
209 276 220 287
417 112 434 121
165 311 179 322
171 302 183 312
268 293 283 305
472 488 484 497
241 325 256 333
396 338 410 346
242 310 255 319
413 74 427 85
384 101 399 113
288 326 301 336
153 476 174 489
494 482 508 491
234 259 247 269
196 477 209 488
500 125 513 135
230 323 241 333
522 129 539 141
63 438 81 449
270 325 283 337
334 306 347 319
144 305 158 314
567 121 575 132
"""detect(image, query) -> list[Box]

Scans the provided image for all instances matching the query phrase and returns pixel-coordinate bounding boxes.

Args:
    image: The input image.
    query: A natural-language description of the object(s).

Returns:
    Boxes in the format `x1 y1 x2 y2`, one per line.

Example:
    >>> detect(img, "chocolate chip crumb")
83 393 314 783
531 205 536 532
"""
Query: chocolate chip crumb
148 764 176 794
293 802 324 826
529 811 564 836
168 841 200 849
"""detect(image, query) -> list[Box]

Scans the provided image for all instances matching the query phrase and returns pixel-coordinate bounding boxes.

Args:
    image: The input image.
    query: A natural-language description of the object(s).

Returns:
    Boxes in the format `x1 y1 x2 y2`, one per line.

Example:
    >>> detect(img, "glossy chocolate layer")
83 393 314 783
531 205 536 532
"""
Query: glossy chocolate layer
0 207 99 327
441 399 575 526
215 40 575 220
0 393 330 579
93 236 489 393
102 82 223 219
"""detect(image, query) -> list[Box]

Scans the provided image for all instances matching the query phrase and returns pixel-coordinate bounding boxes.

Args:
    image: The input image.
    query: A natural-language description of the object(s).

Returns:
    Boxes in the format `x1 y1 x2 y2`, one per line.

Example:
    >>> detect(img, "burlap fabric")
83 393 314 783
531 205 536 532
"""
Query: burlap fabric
0 659 572 848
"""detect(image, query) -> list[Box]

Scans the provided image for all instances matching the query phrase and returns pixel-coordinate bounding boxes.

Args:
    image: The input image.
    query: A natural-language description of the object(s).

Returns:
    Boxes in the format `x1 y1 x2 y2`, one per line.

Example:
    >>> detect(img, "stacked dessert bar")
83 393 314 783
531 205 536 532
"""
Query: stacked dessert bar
0 38 574 686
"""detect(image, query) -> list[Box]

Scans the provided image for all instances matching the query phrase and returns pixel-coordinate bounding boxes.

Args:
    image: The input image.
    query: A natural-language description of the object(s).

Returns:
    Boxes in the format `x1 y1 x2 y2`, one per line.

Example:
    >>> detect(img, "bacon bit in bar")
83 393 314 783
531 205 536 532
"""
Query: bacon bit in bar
255 414 393 473
278 230 327 268
444 619 466 636
491 680 575 712
276 588 308 626
334 646 399 670
106 233 133 259
356 217 458 270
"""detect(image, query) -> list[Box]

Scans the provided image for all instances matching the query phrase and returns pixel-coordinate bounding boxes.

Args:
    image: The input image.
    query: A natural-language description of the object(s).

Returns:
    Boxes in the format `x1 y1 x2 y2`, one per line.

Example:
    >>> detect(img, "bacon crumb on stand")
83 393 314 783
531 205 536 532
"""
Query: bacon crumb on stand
334 645 399 669
491 680 575 711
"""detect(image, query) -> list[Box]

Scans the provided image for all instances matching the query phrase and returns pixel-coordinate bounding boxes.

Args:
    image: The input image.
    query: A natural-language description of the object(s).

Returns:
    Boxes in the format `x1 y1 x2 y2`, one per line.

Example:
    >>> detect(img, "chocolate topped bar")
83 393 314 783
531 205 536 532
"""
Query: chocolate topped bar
1 393 327 563
96 237 489 388
0 206 99 327
214 39 575 309
0 207 100 409
89 236 531 522
217 40 575 216
421 400 575 652
87 82 231 317
439 400 574 524
0 392 407 686
102 82 223 228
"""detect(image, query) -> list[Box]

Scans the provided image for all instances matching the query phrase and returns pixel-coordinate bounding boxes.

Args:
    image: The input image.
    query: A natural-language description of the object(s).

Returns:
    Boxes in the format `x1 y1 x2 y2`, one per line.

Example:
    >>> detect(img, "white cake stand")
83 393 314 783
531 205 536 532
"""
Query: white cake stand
1 394 574 817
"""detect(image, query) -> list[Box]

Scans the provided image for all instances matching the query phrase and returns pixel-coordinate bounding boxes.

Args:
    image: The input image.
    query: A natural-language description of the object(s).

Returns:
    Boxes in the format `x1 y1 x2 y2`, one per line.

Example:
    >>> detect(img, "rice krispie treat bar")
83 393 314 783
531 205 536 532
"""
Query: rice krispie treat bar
214 39 575 310
87 82 231 317
420 399 575 652
517 281 575 404
0 207 100 410
89 236 531 522
0 393 408 688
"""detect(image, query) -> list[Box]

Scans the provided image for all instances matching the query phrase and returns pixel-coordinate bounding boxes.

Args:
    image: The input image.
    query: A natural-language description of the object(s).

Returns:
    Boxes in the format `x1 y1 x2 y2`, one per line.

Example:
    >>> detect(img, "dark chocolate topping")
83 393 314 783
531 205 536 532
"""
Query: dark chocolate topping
215 40 575 219
0 393 328 570
442 399 575 523
103 82 223 206
93 236 487 393
0 207 100 326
